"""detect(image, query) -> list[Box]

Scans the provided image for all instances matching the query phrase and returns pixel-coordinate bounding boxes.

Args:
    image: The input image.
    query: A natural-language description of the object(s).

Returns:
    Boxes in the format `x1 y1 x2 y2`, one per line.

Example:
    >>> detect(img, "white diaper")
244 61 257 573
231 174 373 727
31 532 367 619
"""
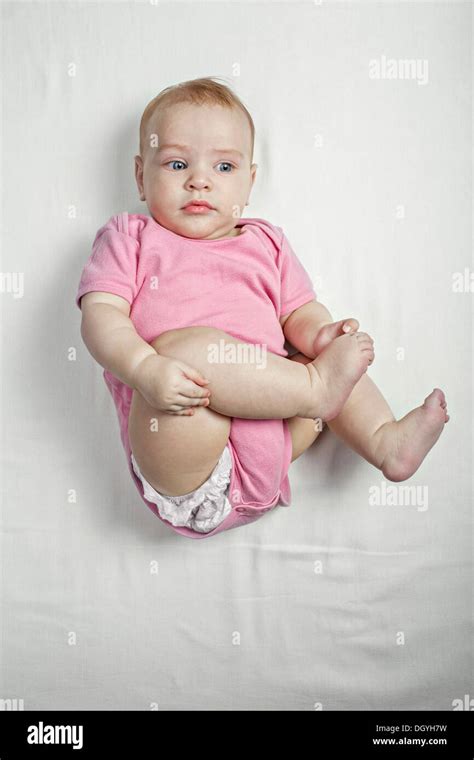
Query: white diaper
131 446 233 534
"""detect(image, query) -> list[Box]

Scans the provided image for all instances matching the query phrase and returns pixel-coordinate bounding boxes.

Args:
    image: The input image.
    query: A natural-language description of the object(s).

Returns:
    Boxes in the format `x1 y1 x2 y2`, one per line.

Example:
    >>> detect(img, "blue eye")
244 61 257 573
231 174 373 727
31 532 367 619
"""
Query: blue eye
164 160 235 172
166 160 186 171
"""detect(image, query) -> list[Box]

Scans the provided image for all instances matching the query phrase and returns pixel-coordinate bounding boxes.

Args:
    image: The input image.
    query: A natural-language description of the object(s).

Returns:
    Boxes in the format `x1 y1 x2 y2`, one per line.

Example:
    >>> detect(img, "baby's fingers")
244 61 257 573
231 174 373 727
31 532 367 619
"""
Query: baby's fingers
179 362 210 387
165 396 210 415
165 408 197 416
175 392 210 408
179 378 212 402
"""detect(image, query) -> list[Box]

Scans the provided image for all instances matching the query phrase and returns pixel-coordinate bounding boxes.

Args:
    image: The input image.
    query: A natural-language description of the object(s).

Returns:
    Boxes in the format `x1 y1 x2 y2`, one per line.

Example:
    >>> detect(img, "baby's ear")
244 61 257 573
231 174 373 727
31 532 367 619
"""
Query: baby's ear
134 155 146 201
134 154 143 175
250 163 258 185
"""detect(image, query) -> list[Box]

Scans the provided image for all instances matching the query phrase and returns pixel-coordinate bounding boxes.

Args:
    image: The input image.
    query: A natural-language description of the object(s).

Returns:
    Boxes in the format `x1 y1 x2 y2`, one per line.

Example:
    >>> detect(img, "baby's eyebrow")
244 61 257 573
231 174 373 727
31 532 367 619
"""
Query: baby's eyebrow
157 143 243 159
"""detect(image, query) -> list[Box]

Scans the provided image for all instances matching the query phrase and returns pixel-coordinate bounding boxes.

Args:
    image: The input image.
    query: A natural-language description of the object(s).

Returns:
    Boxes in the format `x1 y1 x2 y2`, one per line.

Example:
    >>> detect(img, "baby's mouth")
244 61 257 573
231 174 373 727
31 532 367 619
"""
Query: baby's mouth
182 203 216 215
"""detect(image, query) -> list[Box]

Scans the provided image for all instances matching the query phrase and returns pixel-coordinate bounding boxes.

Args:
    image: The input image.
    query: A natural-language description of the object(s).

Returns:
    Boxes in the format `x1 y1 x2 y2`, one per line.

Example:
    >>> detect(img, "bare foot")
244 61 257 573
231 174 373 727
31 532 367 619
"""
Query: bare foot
374 389 450 482
312 318 360 356
301 331 375 420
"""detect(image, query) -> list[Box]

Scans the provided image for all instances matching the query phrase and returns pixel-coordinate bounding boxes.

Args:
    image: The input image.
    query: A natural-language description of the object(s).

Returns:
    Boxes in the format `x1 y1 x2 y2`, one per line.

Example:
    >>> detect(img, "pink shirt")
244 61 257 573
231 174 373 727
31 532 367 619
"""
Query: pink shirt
76 212 316 538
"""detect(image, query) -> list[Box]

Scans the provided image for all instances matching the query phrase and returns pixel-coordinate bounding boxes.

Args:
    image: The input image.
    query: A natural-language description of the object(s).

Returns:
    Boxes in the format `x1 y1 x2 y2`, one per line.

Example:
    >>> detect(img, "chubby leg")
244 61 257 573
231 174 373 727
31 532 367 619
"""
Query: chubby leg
287 351 326 462
128 359 323 497
129 393 231 496
150 325 374 421
129 325 305 497
326 373 450 481
128 334 327 496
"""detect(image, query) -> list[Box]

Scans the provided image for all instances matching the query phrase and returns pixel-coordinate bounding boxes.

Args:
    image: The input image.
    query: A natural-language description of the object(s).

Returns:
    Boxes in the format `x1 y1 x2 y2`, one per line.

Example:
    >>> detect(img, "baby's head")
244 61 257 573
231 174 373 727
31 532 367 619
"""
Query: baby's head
134 77 258 240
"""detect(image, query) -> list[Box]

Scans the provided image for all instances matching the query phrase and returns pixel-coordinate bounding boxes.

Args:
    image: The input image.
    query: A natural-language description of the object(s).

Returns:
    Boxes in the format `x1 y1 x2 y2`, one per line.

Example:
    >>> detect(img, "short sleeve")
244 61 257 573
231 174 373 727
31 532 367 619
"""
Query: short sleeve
75 215 139 310
278 229 317 318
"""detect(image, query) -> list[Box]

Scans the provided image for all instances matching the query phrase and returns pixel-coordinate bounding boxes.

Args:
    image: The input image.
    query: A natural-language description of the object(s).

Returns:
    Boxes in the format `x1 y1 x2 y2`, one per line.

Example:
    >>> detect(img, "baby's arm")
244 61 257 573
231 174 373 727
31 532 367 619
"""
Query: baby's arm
79 291 211 414
80 291 157 388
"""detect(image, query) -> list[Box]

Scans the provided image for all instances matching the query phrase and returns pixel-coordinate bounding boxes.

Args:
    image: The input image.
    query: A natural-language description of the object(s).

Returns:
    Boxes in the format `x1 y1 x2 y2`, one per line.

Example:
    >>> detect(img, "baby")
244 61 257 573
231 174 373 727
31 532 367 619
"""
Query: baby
76 76 449 539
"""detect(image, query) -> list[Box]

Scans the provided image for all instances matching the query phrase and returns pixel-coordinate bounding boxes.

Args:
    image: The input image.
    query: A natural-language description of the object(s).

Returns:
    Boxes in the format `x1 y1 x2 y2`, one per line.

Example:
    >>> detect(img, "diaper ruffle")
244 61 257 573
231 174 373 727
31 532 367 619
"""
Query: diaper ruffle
132 446 233 533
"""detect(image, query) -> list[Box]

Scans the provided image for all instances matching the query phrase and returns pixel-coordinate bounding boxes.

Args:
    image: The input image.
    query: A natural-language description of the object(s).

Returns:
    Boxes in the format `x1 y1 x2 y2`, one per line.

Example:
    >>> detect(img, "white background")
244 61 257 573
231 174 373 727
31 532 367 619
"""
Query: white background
1 0 472 710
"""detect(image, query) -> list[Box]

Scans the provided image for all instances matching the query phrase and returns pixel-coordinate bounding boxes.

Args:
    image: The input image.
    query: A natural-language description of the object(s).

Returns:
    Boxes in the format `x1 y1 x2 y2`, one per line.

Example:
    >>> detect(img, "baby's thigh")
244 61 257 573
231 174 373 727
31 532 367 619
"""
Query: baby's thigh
128 390 231 497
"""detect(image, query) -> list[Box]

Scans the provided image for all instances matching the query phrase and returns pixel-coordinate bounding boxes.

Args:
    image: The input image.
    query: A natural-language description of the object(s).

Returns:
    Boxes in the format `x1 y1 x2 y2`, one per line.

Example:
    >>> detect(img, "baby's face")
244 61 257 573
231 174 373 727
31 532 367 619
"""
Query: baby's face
135 103 257 240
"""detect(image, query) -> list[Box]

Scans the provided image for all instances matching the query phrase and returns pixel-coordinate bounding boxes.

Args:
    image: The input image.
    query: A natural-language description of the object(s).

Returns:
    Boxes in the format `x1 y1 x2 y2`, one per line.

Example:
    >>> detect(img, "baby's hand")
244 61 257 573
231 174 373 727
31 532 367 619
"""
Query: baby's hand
132 354 211 416
312 318 360 356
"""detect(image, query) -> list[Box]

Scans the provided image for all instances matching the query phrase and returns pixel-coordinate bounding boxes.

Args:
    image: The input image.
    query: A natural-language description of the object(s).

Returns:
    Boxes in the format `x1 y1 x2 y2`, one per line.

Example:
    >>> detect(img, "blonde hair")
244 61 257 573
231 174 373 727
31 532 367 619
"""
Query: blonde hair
138 76 255 163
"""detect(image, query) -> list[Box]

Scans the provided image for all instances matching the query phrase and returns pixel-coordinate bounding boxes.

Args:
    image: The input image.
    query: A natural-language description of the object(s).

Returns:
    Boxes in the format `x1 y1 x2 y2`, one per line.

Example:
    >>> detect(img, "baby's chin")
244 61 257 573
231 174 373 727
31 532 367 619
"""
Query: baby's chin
157 210 240 240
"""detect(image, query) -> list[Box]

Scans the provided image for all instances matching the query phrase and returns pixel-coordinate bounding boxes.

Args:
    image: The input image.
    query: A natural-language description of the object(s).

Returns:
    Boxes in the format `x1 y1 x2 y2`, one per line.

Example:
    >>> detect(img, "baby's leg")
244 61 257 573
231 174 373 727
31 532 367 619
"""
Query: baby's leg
286 351 327 461
128 325 372 496
129 389 231 496
152 326 374 421
326 373 449 481
128 325 367 496
128 340 328 497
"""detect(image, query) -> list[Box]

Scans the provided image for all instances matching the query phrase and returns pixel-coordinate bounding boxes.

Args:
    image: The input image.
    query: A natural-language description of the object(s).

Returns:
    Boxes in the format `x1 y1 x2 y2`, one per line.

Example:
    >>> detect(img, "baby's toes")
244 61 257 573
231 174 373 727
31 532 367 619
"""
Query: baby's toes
355 333 374 352
423 388 445 410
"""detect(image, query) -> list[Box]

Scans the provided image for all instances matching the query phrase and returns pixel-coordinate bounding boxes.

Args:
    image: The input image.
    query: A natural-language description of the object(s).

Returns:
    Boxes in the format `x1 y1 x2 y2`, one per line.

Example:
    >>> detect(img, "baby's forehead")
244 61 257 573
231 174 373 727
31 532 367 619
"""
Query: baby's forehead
152 103 249 141
142 101 252 161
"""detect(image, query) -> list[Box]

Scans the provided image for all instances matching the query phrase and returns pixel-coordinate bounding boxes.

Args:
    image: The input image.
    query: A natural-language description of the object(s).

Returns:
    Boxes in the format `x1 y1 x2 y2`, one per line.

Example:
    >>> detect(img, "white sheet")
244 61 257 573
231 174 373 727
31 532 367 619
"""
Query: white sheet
1 0 471 710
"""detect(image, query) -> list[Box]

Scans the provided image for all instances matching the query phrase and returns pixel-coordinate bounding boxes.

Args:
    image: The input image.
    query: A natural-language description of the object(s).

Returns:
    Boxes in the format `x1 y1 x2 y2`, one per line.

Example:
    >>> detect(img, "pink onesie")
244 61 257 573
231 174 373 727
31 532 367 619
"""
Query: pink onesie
75 212 316 538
